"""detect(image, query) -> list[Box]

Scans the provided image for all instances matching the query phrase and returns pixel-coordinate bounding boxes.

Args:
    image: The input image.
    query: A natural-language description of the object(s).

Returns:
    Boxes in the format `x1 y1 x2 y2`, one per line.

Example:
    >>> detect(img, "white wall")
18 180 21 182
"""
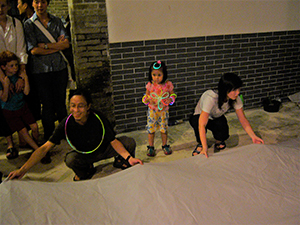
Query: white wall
106 0 300 43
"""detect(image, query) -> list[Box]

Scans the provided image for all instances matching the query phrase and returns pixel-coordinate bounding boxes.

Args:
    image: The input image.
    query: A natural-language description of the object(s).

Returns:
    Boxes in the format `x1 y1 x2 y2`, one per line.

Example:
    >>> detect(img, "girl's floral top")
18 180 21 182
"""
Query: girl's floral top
146 80 174 111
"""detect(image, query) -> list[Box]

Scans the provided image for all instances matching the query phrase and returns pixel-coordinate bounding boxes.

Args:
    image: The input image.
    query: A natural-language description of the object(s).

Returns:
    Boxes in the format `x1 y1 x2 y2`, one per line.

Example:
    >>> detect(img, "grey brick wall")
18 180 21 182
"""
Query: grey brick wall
109 30 300 133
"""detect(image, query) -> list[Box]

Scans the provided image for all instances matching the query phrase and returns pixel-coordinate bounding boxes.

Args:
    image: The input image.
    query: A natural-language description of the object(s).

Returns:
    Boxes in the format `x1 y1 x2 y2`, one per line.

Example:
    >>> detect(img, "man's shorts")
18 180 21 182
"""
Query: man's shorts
146 108 169 133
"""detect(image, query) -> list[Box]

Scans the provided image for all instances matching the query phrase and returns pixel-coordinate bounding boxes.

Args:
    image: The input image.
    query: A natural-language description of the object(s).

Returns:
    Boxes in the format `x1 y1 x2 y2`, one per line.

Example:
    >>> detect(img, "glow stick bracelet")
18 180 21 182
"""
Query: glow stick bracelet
150 91 169 110
142 94 149 105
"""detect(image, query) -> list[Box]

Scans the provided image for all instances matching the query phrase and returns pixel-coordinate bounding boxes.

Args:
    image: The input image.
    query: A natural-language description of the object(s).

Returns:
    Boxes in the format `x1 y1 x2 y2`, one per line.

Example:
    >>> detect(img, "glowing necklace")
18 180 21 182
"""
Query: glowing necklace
65 112 105 154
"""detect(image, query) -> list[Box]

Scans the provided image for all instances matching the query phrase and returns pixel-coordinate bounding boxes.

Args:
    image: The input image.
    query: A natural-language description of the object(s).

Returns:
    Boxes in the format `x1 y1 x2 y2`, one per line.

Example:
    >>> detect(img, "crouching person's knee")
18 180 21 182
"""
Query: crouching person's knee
118 136 136 157
64 151 77 169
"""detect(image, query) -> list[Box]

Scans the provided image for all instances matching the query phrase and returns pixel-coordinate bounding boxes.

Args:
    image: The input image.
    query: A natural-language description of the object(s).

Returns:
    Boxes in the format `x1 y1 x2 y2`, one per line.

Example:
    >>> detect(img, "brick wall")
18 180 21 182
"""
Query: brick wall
67 0 113 123
109 30 300 133
47 0 69 19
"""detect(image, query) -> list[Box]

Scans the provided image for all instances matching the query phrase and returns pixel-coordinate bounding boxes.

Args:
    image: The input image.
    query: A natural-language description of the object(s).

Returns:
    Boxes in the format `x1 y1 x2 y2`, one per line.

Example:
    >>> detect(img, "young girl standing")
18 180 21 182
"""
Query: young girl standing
142 60 176 156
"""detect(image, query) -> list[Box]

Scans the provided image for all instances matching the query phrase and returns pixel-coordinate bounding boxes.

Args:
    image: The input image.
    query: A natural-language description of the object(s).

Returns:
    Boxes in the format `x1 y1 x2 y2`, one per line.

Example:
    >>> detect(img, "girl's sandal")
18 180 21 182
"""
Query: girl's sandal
6 148 19 160
147 146 156 157
162 145 172 155
192 144 202 156
214 141 226 153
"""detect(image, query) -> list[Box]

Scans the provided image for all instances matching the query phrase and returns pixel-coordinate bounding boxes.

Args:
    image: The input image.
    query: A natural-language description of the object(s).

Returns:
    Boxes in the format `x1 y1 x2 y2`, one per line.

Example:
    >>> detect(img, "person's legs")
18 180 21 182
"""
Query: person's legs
159 110 169 146
161 132 167 146
52 69 68 122
160 110 172 155
206 115 229 152
29 122 39 144
189 114 201 143
0 109 14 149
189 114 205 155
18 128 39 150
5 135 14 149
33 72 56 140
21 104 39 144
147 108 157 156
65 151 96 180
65 136 137 180
148 133 155 146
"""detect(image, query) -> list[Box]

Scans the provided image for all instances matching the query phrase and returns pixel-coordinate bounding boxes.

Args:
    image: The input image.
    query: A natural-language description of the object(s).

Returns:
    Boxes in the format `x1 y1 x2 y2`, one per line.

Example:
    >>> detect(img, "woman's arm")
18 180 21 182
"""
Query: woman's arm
30 46 60 55
198 111 210 157
15 18 28 65
235 108 264 144
8 141 55 179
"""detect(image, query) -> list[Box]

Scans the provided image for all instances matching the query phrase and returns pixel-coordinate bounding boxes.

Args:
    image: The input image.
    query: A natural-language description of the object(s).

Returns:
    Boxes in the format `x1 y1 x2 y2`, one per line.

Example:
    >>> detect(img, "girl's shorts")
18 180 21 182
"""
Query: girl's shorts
146 108 169 133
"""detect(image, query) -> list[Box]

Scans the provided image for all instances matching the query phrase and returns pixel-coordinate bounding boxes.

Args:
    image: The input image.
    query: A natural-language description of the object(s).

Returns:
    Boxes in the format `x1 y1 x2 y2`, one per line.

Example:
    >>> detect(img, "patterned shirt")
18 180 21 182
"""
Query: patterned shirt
146 80 174 111
24 13 69 74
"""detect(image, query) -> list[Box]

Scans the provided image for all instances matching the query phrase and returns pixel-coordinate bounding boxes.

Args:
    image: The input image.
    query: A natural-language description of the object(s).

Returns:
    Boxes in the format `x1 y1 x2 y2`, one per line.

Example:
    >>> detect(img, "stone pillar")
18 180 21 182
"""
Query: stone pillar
67 0 115 125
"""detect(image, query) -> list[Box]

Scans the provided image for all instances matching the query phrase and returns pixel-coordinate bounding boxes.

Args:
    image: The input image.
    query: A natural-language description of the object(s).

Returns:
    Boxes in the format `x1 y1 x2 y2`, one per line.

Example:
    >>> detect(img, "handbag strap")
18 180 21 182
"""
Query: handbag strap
31 17 69 64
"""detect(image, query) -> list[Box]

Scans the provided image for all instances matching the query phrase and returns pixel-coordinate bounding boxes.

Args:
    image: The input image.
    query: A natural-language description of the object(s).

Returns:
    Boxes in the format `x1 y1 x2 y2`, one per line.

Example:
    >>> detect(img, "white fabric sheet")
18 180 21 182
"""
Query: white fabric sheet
1 138 300 225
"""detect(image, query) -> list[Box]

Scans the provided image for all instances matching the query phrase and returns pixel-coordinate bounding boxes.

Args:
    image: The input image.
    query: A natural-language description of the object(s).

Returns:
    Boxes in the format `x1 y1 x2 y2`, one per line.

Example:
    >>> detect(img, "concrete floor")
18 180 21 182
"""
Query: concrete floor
0 101 299 182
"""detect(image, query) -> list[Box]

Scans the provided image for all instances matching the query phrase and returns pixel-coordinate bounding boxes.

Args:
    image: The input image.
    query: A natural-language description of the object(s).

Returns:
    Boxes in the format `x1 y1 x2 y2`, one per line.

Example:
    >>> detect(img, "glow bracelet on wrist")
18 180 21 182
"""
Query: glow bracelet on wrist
142 94 149 105
169 93 177 105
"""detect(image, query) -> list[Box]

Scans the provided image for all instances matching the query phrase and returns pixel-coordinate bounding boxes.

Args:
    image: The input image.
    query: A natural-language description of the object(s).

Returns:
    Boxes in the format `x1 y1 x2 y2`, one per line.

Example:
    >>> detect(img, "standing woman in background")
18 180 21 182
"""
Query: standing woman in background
24 0 70 163
0 0 28 159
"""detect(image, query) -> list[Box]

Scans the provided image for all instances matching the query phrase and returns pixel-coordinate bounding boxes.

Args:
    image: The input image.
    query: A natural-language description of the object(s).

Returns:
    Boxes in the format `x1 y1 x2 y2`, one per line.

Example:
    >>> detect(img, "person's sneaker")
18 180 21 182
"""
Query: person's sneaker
147 146 156 157
162 145 172 155
41 152 51 164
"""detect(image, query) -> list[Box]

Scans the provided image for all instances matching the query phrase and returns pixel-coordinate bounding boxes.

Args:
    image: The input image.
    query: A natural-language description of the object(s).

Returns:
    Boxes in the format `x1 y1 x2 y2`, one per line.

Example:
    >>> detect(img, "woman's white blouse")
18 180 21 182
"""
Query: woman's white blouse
0 15 28 64
194 90 243 119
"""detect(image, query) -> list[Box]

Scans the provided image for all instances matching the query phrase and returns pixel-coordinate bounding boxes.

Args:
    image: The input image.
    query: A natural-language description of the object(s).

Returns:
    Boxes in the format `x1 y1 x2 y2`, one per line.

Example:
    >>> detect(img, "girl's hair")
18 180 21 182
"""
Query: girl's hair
0 51 19 67
69 89 93 105
218 73 243 109
148 60 168 83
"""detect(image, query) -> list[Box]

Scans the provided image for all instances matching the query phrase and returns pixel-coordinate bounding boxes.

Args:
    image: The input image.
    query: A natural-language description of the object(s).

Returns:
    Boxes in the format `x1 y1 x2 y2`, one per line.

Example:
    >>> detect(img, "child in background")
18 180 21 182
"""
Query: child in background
0 51 39 159
142 60 177 156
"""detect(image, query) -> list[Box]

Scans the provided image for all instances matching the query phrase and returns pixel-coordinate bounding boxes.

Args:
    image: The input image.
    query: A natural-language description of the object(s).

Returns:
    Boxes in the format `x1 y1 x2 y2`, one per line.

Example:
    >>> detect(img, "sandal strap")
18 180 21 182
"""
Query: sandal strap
192 144 202 156
214 141 226 153
215 141 226 149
